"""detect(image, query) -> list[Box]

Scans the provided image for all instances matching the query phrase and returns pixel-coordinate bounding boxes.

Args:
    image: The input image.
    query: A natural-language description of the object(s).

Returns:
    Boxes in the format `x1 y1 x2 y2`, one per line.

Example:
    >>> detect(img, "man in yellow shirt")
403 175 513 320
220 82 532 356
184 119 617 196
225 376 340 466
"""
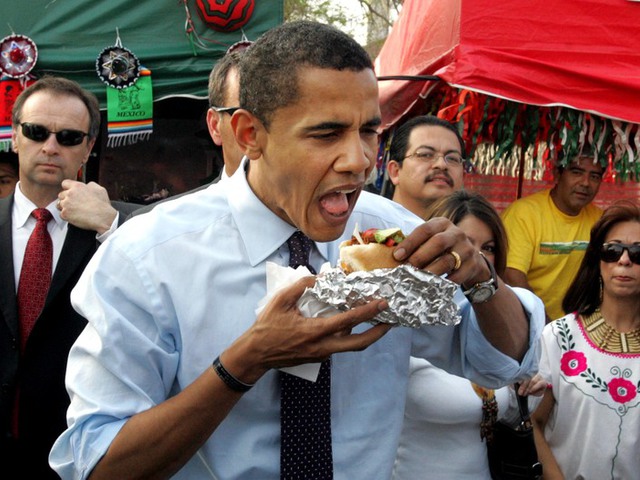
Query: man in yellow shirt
501 154 605 322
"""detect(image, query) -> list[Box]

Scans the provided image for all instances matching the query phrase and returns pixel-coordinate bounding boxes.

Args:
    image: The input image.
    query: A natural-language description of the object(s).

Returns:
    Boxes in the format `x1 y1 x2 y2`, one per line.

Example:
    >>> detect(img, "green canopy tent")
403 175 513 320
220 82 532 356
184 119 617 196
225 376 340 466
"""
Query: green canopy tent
3 0 282 106
3 0 283 202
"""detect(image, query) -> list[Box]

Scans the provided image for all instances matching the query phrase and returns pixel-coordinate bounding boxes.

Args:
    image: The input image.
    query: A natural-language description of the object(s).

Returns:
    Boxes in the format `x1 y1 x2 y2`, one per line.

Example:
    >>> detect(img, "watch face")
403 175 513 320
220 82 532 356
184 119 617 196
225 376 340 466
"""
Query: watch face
471 285 494 303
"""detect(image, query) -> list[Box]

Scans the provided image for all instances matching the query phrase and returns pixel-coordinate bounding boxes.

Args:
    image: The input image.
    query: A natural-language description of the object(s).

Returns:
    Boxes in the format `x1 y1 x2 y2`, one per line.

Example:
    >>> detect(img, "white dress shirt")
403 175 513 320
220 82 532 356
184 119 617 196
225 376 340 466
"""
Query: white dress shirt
12 183 67 287
12 182 119 291
50 159 544 480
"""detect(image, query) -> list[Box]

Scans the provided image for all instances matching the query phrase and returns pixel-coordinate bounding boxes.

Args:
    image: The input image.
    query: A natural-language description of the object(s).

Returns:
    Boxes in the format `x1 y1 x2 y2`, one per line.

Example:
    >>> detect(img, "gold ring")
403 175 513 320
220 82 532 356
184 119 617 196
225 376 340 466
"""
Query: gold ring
449 250 462 271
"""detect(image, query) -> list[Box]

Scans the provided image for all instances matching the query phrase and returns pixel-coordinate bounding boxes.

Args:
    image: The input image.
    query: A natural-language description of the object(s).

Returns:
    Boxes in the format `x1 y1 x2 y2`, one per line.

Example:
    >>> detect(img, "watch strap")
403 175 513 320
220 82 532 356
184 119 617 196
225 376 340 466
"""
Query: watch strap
462 251 498 302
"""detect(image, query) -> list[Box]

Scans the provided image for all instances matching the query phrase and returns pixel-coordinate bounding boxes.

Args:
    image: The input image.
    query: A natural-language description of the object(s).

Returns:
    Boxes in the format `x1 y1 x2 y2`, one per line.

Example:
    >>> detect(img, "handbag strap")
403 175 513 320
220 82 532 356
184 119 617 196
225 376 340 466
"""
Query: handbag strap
514 382 532 428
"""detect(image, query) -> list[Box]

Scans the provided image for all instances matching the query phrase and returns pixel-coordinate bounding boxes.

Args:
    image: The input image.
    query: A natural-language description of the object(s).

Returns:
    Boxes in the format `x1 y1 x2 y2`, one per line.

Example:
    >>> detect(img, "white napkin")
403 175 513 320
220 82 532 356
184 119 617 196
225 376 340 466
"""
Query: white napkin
256 262 339 382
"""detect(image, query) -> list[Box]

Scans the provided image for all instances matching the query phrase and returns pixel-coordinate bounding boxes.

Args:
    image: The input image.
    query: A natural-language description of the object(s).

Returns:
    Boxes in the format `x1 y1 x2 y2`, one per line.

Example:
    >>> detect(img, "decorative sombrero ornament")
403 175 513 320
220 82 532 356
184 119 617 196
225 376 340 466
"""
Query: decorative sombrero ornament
0 74 35 151
96 34 140 89
196 0 255 32
0 34 38 79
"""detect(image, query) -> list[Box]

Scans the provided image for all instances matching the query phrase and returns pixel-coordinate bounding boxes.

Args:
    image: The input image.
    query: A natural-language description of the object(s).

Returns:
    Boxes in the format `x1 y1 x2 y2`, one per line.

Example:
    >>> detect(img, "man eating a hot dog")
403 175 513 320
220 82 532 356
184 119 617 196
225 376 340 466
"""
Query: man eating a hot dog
51 21 544 480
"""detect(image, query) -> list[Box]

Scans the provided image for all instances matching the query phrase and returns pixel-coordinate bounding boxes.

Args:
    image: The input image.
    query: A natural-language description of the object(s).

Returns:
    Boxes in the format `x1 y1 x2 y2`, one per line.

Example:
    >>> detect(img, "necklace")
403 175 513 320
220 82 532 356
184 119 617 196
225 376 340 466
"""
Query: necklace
582 309 640 354
471 383 497 443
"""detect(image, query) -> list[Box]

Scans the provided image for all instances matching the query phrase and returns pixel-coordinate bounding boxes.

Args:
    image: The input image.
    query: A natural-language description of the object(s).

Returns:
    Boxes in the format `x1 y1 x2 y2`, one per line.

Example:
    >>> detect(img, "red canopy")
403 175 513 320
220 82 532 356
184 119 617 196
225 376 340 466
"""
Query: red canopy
375 0 640 130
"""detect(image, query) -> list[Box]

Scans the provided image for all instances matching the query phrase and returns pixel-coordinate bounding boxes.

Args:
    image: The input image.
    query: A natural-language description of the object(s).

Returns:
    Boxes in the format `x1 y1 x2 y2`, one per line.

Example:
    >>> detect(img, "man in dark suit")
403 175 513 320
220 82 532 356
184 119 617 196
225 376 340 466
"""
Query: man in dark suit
0 76 138 479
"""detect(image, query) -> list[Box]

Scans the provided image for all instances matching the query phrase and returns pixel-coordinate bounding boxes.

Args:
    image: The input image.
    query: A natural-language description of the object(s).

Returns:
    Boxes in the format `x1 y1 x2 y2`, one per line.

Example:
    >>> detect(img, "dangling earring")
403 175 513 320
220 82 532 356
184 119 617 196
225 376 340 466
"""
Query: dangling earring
599 275 604 304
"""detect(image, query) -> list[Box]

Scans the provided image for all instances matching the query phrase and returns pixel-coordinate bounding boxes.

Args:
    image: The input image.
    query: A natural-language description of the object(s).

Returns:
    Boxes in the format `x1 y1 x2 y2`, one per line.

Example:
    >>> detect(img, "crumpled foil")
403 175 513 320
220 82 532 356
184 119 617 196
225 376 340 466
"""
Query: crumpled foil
300 264 461 328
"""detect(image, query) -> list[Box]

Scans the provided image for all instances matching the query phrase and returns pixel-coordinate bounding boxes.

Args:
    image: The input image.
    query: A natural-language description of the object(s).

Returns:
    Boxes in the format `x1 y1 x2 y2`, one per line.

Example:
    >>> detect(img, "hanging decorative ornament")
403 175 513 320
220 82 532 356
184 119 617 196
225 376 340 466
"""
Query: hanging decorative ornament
97 30 153 147
105 66 154 148
0 34 38 79
96 30 140 89
0 73 36 151
196 0 255 32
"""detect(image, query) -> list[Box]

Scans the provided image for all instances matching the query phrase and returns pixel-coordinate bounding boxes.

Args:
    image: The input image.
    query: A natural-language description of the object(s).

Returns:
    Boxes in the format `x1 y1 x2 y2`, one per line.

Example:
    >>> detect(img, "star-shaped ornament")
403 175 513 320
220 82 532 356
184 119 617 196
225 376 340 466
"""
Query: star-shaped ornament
96 45 140 89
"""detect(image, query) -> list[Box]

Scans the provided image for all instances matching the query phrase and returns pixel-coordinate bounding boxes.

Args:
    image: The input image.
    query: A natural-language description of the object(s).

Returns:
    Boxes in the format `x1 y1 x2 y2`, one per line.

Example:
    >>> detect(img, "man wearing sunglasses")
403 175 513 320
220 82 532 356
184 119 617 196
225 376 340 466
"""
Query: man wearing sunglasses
502 151 605 322
0 75 137 479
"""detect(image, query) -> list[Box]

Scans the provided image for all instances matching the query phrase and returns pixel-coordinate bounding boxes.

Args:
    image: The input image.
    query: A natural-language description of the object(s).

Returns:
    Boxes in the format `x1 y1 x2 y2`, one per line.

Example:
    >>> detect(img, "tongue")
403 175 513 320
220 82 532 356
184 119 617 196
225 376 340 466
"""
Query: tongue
320 192 349 215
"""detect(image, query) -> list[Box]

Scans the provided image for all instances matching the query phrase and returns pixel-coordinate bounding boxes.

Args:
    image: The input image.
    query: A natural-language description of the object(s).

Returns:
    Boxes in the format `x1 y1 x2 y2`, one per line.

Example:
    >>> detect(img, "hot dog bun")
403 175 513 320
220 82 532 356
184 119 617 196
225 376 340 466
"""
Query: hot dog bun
339 242 402 273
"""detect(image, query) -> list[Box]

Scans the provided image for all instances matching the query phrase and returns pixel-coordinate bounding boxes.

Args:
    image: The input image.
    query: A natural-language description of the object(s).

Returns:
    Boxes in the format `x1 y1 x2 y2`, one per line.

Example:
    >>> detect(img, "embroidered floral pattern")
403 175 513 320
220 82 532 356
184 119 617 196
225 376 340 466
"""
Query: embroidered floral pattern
560 351 587 376
555 317 640 405
608 377 637 404
546 314 640 477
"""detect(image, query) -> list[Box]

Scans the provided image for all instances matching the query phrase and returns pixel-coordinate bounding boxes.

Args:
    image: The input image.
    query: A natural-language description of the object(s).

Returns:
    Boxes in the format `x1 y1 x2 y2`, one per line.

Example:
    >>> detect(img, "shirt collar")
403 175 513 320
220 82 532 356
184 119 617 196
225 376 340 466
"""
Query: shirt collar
13 181 65 230
227 157 329 267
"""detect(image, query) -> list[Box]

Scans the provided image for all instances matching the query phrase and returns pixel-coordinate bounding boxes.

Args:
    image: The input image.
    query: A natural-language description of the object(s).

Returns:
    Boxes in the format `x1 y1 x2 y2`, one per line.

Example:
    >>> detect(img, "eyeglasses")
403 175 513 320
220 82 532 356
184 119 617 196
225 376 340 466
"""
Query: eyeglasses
404 149 464 167
211 106 239 116
600 243 640 265
20 122 89 147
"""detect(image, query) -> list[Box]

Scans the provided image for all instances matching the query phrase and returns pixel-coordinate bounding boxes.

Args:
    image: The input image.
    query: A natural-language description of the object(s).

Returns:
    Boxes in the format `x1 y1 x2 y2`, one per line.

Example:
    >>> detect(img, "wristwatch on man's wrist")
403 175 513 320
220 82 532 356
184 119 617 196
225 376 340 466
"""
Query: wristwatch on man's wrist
462 251 498 303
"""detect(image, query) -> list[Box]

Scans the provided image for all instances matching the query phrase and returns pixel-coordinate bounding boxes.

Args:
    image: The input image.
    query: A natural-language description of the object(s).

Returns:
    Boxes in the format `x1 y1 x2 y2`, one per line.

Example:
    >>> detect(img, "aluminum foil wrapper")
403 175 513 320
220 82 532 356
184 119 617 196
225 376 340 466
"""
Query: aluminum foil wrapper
300 264 461 328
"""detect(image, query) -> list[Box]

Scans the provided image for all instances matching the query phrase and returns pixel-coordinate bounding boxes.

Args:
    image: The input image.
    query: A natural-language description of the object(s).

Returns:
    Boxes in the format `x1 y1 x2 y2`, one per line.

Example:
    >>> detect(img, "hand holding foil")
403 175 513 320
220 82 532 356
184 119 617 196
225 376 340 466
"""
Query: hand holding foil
299 264 460 328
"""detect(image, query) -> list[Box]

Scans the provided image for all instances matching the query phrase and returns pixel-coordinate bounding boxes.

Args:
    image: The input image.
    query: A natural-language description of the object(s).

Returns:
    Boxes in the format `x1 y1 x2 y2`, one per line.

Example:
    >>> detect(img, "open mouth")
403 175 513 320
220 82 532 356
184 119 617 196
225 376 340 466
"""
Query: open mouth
320 188 358 219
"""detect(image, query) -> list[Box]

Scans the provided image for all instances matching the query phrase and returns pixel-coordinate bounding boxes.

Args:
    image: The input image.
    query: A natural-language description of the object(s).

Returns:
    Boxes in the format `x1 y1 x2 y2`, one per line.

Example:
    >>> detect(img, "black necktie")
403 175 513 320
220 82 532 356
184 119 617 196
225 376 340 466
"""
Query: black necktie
280 231 333 479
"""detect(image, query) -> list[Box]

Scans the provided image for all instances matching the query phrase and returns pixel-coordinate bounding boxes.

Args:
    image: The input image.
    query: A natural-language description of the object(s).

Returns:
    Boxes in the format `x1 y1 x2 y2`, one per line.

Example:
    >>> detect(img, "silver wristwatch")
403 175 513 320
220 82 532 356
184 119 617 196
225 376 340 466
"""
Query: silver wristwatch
462 252 498 303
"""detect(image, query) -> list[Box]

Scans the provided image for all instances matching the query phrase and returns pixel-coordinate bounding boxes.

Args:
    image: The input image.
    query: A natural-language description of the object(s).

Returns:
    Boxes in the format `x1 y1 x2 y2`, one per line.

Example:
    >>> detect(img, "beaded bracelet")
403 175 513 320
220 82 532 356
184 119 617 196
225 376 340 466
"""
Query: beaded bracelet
212 356 254 393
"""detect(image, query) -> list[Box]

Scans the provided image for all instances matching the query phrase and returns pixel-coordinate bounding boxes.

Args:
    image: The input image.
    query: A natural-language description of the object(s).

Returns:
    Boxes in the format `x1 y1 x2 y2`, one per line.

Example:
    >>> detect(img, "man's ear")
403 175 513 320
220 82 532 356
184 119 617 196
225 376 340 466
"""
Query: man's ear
230 109 263 159
11 126 19 153
386 159 402 186
206 108 223 146
86 138 96 159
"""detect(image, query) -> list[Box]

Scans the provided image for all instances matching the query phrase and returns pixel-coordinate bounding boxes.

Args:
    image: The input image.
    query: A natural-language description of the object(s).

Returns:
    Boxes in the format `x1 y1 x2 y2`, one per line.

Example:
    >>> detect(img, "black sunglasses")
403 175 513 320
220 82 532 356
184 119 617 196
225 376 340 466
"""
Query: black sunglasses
20 122 89 147
211 106 239 116
600 242 640 265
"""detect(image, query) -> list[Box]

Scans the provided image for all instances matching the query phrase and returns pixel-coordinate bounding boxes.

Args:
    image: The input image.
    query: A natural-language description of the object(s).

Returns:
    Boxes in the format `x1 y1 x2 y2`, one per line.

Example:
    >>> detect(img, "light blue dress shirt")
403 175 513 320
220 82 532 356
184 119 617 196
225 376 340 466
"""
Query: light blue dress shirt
50 160 544 480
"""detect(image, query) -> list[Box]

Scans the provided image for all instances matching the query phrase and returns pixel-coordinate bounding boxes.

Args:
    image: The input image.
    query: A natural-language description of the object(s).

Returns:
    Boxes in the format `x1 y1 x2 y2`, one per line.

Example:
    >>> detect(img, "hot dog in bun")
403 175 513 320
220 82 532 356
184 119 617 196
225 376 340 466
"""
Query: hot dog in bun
339 227 406 273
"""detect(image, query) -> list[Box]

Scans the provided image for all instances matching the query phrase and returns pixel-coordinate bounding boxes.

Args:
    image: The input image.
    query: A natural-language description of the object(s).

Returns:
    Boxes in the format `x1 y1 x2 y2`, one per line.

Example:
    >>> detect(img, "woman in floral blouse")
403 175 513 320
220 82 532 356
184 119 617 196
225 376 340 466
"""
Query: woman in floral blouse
532 200 640 480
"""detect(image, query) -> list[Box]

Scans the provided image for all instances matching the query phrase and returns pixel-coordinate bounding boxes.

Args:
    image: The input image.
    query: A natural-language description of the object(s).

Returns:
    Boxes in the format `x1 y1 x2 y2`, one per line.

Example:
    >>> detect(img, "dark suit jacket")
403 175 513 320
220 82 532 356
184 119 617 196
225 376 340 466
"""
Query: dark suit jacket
0 194 138 479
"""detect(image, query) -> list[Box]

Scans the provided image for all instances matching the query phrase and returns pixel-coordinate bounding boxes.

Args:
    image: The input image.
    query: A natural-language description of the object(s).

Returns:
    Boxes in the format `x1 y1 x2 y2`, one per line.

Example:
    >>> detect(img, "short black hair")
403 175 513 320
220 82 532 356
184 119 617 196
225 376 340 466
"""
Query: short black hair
239 20 373 129
389 115 465 164
556 144 606 175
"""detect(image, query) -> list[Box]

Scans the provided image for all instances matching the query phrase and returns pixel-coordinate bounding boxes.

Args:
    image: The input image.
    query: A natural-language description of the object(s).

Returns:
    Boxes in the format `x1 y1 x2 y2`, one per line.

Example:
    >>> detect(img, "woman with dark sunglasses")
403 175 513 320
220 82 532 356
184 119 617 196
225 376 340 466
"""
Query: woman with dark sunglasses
532 200 640 480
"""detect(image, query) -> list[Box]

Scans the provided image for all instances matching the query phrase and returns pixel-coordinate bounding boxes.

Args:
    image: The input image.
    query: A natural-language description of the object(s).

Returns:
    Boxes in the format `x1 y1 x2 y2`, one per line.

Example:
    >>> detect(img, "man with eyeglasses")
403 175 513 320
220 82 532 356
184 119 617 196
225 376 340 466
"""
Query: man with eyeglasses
0 75 137 479
207 45 248 180
501 150 605 322
386 115 466 219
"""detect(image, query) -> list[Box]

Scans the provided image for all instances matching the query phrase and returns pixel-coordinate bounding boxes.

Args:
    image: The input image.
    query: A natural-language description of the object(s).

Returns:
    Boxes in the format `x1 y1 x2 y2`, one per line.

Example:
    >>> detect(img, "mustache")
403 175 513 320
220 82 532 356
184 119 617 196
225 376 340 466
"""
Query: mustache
424 170 454 187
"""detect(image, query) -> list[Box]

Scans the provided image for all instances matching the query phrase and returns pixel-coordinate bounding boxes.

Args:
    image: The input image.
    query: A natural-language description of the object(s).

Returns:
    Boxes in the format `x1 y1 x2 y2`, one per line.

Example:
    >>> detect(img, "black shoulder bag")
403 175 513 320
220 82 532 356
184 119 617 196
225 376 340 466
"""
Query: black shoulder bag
487 385 543 480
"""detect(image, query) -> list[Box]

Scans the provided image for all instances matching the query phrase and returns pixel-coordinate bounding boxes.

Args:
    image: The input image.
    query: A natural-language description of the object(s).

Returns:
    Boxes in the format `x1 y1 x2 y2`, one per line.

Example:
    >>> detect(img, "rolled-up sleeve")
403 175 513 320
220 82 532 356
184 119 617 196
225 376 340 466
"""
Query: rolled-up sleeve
412 286 545 389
